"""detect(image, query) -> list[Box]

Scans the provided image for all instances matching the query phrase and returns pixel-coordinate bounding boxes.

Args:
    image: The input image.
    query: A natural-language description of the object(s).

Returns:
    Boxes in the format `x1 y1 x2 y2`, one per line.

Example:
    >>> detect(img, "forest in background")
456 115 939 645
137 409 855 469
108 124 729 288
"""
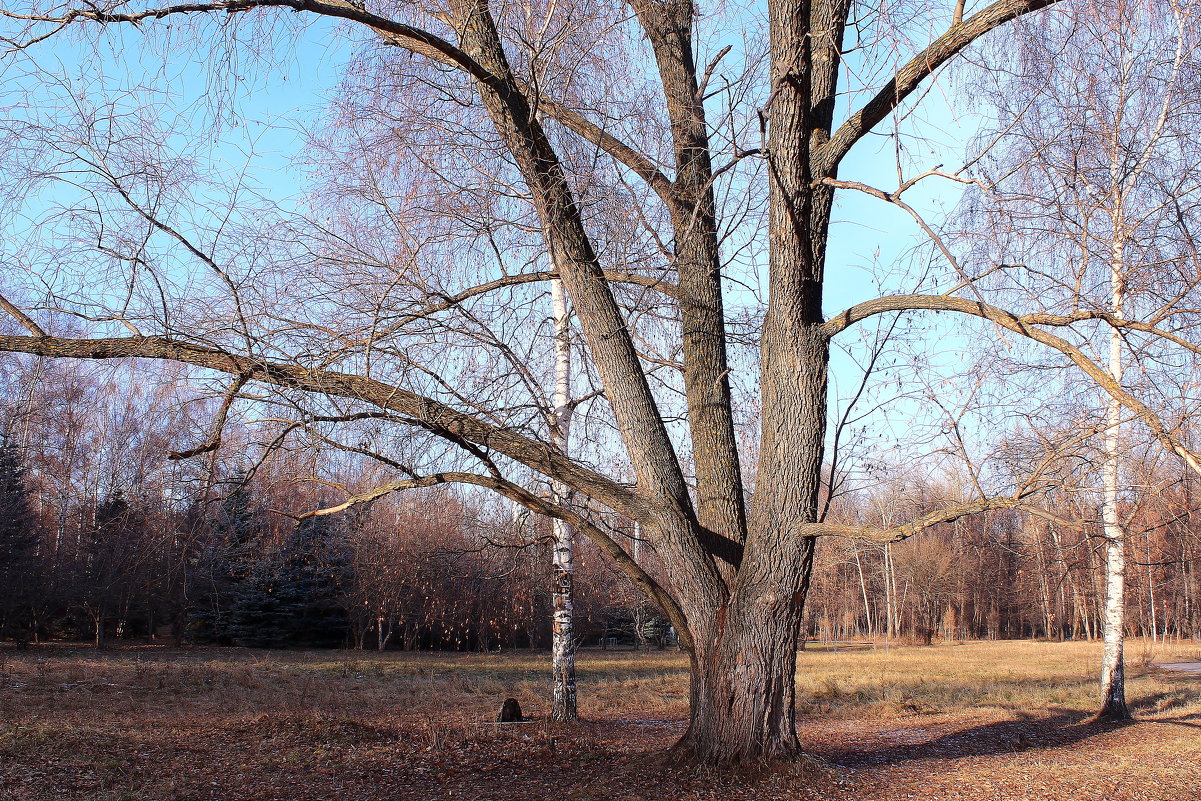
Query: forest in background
3 354 1198 651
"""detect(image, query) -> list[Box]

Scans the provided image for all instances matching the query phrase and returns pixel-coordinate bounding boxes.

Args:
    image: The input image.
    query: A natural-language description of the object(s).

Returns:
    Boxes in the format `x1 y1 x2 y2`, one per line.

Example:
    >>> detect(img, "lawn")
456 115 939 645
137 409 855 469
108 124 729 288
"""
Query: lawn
0 639 1198 800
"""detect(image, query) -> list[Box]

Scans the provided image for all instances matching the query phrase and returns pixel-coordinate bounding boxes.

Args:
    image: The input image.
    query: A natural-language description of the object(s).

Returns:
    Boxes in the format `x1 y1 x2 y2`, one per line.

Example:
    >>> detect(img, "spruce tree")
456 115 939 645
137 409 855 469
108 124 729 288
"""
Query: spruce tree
282 516 352 647
190 471 266 643
0 434 38 639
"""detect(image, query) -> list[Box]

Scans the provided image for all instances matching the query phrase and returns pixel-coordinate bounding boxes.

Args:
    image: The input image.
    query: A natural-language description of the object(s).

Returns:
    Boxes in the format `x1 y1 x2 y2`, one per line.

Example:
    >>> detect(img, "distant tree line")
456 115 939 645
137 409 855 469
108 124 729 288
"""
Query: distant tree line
1 357 1199 649
809 476 1201 645
0 356 676 648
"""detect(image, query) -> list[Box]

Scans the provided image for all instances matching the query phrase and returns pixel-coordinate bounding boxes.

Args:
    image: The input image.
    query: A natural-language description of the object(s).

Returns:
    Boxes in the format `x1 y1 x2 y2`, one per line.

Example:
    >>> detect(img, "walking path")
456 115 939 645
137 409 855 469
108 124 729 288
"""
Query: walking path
1155 661 1201 674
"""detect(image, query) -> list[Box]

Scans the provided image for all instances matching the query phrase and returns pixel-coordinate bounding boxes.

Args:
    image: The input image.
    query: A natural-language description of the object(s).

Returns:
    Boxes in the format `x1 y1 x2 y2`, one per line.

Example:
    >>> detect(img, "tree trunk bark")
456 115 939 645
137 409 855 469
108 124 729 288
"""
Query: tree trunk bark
1098 240 1131 721
548 279 578 723
672 539 815 765
93 609 106 649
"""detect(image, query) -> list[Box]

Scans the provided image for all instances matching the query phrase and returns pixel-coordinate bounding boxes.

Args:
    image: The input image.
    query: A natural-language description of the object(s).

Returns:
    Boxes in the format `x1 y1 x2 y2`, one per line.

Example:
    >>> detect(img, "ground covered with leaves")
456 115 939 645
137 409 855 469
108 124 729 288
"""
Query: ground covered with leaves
1 640 1198 800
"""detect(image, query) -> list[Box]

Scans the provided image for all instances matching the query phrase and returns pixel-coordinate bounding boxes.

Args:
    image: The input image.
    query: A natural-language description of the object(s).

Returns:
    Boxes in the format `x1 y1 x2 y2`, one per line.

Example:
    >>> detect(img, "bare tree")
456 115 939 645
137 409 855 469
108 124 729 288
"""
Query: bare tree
962 0 1201 719
6 0 1201 766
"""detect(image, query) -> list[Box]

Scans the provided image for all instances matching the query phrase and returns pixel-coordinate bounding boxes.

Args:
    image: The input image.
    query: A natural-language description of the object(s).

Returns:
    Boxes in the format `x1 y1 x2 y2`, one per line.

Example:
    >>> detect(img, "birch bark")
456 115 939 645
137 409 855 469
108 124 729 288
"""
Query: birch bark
1098 239 1131 720
549 278 577 722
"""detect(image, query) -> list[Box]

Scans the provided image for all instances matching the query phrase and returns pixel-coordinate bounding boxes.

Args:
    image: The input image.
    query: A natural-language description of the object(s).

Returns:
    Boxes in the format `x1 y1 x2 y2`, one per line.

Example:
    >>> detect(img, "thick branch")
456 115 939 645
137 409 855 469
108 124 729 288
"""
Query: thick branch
808 495 1084 543
819 0 1066 174
2 0 498 83
0 292 46 336
0 332 652 519
627 0 749 552
448 1 709 582
826 294 1201 476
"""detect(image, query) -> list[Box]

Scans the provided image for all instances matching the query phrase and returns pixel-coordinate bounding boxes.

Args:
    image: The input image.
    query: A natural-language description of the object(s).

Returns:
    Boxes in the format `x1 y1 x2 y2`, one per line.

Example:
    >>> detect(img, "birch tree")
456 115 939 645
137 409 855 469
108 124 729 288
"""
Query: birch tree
547 277 577 721
5 0 1201 766
964 0 1201 719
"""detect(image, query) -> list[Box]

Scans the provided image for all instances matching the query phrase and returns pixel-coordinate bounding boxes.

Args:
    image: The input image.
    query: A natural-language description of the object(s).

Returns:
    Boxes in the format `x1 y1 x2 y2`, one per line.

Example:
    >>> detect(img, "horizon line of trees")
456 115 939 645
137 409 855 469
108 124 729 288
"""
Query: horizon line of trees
1 358 1198 650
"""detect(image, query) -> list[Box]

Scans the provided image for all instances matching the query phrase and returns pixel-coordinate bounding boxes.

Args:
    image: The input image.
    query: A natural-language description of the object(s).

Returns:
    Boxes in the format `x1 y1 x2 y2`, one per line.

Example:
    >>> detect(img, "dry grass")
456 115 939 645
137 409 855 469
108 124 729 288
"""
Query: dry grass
793 638 1201 718
0 639 1198 801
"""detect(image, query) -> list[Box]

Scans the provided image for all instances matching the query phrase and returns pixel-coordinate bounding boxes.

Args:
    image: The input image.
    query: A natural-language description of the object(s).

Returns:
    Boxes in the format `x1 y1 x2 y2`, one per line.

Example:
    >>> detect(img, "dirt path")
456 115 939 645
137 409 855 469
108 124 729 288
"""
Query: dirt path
1154 661 1201 674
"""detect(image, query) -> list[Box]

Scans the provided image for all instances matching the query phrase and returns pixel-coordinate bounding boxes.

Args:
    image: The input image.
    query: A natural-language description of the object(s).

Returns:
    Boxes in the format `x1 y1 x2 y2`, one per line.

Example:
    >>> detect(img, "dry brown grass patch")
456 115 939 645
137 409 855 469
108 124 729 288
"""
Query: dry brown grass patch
0 639 1198 800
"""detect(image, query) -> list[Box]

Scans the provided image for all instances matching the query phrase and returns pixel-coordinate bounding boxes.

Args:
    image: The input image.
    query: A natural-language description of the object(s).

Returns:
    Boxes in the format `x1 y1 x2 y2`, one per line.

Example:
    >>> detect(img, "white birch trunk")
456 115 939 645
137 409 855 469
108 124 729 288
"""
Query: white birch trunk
549 278 577 722
1145 527 1157 643
853 546 874 635
884 542 897 640
1099 237 1131 720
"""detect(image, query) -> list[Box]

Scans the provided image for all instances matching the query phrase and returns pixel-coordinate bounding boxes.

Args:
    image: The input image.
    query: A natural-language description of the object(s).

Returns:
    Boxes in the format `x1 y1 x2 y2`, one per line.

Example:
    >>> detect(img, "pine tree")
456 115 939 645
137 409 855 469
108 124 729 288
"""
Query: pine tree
283 516 352 647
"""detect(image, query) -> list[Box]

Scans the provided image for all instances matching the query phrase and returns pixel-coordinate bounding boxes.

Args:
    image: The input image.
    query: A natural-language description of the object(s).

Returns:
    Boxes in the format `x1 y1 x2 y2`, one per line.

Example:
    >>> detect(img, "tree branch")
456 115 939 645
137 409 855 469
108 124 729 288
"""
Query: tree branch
818 0 1067 174
1 0 497 84
167 372 250 459
300 469 693 646
520 87 677 208
365 269 679 346
0 291 46 337
825 293 1201 476
808 495 1084 543
0 332 653 520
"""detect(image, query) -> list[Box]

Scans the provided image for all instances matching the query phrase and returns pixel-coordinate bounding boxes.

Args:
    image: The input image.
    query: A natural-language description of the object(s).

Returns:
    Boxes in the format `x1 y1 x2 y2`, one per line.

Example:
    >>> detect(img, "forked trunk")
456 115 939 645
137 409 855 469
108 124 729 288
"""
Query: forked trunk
672 540 817 765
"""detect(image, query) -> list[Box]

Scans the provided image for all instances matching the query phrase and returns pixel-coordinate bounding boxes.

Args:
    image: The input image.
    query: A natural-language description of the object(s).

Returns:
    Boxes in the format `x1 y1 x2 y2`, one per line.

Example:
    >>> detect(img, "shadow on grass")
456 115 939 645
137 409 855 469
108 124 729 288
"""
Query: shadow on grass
823 710 1130 768
1145 715 1201 729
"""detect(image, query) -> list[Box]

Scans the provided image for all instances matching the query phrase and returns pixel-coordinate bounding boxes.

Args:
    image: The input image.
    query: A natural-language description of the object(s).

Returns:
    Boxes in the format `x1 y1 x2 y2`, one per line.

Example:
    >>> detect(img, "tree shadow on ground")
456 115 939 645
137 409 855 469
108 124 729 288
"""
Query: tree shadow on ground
821 710 1130 768
1128 677 1201 718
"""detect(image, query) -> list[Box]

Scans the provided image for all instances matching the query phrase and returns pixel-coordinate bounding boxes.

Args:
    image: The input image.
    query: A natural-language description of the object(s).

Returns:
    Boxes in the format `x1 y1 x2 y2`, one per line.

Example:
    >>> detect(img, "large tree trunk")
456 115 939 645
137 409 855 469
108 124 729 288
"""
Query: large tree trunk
661 0 845 762
673 538 816 764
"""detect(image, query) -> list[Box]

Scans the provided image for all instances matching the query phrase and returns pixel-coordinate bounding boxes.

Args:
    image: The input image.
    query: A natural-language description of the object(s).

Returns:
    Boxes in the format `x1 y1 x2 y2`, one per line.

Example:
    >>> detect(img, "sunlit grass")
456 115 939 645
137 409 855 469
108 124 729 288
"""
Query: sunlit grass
790 639 1201 718
1 637 1197 729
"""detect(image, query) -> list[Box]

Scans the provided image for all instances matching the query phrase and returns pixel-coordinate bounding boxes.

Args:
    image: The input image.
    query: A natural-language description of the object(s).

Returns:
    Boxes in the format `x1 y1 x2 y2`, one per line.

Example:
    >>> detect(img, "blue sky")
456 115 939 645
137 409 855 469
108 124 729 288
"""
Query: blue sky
0 6 993 492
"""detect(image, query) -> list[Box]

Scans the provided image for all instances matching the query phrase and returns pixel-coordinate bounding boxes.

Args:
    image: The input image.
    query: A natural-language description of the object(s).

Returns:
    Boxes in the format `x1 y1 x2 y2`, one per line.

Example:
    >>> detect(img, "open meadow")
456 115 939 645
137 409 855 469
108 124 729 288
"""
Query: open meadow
0 639 1198 801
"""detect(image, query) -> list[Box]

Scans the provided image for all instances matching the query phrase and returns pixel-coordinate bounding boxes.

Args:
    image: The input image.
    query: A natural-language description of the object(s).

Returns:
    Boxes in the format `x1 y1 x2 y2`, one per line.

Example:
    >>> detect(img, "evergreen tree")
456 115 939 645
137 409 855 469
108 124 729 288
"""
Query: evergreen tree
226 555 294 648
190 471 267 643
0 434 38 639
283 515 352 647
76 489 144 646
226 515 353 648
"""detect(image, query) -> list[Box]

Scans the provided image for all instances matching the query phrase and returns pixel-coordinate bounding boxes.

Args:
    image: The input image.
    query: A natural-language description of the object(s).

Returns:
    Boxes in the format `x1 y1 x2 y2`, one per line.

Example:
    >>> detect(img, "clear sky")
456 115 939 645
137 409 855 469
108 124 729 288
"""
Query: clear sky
0 4 995 493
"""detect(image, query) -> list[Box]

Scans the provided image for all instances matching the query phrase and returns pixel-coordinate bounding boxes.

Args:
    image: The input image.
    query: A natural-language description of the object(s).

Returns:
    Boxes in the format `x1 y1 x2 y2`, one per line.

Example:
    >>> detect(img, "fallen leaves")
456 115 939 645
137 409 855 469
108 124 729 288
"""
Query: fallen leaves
0 643 1198 801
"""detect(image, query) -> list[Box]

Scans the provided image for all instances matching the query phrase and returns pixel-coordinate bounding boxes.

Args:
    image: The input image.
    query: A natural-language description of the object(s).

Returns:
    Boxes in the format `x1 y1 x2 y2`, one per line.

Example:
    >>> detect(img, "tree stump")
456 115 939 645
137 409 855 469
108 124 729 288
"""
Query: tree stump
497 698 523 722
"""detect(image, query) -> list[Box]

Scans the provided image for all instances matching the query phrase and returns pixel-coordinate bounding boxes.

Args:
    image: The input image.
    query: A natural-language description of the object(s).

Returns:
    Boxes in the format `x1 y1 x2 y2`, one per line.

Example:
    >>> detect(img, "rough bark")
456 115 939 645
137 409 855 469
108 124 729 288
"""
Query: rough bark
673 536 817 764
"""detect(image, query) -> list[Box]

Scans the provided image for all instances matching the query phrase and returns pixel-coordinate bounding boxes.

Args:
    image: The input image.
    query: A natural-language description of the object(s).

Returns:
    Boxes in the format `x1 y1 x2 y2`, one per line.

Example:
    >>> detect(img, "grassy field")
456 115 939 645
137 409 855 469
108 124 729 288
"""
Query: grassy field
0 639 1198 800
